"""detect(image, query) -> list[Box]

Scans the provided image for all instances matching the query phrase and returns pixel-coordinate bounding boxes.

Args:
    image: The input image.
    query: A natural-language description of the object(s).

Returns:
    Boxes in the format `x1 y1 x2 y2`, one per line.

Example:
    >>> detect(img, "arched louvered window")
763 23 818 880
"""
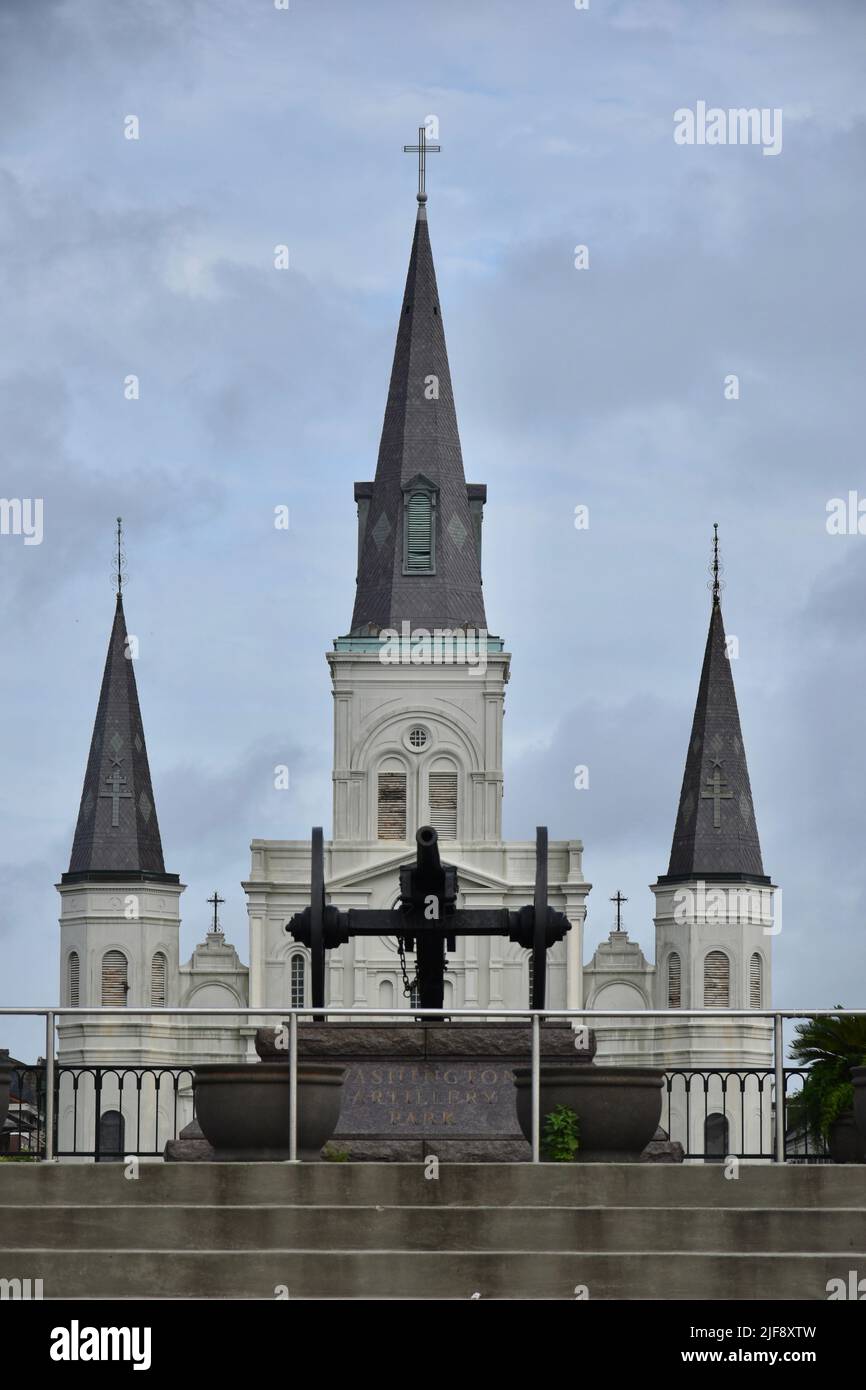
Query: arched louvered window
409 983 420 1010
101 950 128 1007
704 1112 729 1161
428 764 458 839
98 1109 125 1162
749 952 763 1009
404 491 434 573
379 979 395 1010
68 952 80 1008
291 955 306 1008
378 770 407 840
150 952 167 1008
703 951 730 1007
667 952 681 1009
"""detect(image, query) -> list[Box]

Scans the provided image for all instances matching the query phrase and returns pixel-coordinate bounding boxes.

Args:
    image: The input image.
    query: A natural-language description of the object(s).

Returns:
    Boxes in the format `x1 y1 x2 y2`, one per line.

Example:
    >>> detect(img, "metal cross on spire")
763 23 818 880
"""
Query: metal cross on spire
114 516 127 597
207 890 225 935
610 890 628 932
403 125 441 202
711 522 721 605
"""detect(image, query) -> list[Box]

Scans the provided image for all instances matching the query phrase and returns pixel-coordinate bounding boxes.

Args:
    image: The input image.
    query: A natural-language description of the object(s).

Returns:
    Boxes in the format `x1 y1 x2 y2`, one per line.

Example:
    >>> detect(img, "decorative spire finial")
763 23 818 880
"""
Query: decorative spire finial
207 890 225 936
711 522 722 606
610 890 628 933
403 125 441 203
114 516 127 598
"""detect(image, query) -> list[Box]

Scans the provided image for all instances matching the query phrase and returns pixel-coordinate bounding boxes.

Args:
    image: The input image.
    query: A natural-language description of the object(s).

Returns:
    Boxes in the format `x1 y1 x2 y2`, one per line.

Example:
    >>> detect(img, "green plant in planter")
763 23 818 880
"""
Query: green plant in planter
321 1143 350 1162
788 1010 866 1143
542 1104 580 1162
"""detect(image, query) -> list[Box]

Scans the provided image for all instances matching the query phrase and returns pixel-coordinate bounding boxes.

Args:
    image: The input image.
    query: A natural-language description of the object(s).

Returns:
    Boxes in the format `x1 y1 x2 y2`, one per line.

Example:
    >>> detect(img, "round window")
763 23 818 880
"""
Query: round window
407 726 429 751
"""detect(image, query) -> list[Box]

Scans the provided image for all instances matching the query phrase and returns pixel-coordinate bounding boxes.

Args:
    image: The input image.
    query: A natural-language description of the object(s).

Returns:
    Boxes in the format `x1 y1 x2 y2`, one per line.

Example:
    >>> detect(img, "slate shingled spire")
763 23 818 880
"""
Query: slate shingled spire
63 593 176 883
349 195 486 634
661 534 768 884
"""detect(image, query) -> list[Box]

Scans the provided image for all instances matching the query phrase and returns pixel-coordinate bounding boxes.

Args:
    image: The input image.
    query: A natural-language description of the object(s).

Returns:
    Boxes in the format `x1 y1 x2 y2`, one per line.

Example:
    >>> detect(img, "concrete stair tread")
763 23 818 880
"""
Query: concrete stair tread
3 1164 863 1299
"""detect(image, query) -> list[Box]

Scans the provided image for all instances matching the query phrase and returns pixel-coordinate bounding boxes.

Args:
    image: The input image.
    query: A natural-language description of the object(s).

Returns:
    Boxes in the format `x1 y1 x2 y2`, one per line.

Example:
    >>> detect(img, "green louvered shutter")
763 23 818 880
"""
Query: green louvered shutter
406 492 433 571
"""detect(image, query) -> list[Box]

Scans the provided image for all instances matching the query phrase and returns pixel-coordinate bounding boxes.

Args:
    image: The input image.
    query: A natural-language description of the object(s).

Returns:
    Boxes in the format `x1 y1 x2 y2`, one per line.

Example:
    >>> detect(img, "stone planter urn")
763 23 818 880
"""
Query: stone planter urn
513 1046 664 1162
827 1107 866 1164
0 1050 11 1137
193 1062 345 1161
851 1068 866 1154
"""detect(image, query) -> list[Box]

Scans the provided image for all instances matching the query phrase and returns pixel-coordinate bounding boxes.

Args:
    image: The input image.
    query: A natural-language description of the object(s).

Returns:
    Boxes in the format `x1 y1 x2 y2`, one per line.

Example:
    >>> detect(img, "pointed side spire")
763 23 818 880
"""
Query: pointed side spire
661 529 768 884
348 194 486 635
63 558 176 883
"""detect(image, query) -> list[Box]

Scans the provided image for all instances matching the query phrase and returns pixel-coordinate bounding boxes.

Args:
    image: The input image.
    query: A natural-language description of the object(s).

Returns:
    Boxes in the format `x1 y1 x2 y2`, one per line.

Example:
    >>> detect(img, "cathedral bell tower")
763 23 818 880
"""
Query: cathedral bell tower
329 133 509 850
652 529 774 1059
245 139 588 1016
57 523 183 1054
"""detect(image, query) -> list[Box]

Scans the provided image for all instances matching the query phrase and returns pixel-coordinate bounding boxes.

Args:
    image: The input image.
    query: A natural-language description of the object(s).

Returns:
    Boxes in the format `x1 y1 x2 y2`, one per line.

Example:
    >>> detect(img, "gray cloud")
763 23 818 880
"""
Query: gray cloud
1 0 865 1042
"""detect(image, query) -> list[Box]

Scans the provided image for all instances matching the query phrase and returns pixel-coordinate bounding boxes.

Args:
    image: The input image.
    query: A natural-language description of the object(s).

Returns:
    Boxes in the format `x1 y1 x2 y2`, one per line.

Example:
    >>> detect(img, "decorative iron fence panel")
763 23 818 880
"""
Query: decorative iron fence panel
0 1062 829 1163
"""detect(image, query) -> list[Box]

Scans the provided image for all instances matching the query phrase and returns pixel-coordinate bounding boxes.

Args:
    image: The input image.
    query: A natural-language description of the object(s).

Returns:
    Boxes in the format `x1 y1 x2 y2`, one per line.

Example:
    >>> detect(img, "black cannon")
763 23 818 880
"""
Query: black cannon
287 824 571 1012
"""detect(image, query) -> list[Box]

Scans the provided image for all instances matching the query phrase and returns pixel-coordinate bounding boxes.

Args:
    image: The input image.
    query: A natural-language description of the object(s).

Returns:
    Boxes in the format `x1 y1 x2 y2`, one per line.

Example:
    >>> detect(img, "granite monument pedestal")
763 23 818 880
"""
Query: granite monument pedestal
256 1020 588 1162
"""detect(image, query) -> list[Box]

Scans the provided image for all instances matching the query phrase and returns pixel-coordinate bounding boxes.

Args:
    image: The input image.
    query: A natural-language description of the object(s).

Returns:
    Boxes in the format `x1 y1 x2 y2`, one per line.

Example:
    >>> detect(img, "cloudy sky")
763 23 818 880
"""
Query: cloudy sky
1 0 864 1056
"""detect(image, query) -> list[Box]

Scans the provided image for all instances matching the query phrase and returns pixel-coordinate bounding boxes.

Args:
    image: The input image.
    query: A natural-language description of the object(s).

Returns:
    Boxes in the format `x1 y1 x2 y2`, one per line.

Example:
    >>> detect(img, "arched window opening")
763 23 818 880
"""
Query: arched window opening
667 952 681 1009
749 952 763 1009
101 950 128 1007
428 767 458 839
703 951 730 1008
98 1110 125 1163
68 952 80 1008
150 952 167 1008
704 1112 729 1162
378 770 407 840
291 954 306 1008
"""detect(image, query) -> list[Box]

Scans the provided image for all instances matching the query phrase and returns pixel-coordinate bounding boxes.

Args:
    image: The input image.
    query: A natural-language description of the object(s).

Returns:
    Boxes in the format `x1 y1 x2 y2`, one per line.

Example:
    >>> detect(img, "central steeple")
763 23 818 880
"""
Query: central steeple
349 174 486 636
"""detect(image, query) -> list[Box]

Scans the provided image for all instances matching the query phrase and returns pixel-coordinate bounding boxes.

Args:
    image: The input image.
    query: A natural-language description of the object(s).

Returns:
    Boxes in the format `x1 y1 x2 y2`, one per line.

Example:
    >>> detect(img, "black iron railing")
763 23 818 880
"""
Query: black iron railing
2 1061 829 1163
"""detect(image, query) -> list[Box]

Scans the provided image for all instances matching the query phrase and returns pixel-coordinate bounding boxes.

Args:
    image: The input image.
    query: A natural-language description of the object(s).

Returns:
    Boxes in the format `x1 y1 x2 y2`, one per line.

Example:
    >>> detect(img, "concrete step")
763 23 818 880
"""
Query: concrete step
3 1164 862 1299
1 1248 859 1300
3 1203 864 1255
2 1161 863 1209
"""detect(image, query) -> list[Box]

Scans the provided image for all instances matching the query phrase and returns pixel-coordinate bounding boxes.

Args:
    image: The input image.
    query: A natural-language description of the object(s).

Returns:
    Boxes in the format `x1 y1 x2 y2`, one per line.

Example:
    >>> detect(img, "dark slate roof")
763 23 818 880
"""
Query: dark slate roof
660 597 769 884
63 594 176 884
349 199 486 635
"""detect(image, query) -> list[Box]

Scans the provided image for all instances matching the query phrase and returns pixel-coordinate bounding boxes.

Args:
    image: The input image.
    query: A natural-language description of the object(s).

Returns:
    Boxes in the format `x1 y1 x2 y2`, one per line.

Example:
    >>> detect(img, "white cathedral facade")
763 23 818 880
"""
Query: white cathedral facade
56 183 775 1161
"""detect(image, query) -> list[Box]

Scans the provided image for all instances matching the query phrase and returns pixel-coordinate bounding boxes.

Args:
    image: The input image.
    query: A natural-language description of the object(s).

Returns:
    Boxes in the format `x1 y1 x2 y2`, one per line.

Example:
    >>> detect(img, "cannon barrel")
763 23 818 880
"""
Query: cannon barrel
415 824 442 881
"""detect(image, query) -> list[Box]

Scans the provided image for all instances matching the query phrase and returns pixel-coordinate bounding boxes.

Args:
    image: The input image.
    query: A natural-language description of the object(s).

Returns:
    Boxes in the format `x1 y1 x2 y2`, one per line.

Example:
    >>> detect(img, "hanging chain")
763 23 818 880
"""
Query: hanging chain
397 936 417 998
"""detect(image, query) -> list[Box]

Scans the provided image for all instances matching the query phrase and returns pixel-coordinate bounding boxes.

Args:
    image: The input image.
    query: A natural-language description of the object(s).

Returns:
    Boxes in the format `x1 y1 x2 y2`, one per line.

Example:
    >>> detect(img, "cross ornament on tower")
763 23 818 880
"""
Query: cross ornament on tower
403 125 440 201
610 891 628 932
207 891 225 935
100 767 132 827
702 764 733 828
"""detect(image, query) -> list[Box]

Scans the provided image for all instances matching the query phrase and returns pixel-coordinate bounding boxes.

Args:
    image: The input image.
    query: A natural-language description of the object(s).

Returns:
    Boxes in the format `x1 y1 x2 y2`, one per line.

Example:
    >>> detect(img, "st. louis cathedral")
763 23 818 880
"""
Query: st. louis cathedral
56 170 775 1158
